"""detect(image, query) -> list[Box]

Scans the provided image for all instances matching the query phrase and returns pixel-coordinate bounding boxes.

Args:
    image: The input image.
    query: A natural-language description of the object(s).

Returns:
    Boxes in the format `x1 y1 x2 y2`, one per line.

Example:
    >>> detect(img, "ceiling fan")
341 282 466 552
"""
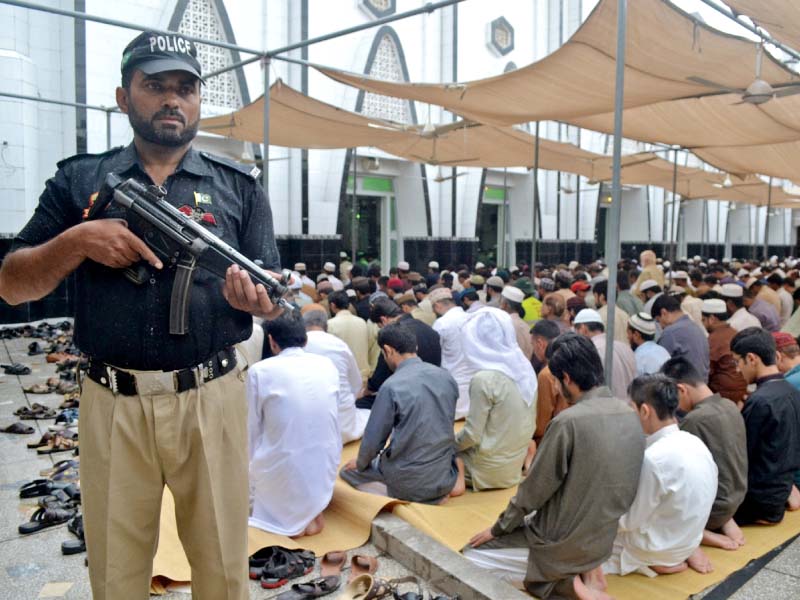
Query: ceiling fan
433 168 469 183
687 44 800 105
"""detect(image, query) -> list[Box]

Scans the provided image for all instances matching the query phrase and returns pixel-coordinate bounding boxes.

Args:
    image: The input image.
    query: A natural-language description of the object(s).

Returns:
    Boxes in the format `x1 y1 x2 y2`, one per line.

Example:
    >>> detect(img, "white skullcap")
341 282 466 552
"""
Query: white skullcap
294 262 307 271
475 261 486 270
628 312 656 336
428 260 439 269
745 278 763 289
664 260 671 268
737 268 750 278
708 258 717 265
669 285 686 295
720 283 744 298
573 308 603 325
345 289 356 298
509 265 520 273
702 298 727 315
397 261 410 271
674 270 689 280
501 286 525 303
323 262 335 272
639 279 659 292
568 260 579 270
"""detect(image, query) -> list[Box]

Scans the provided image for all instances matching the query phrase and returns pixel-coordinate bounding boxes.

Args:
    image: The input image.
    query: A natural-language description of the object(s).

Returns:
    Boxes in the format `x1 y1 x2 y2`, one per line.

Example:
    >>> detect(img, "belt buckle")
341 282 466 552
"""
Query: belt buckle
134 370 177 395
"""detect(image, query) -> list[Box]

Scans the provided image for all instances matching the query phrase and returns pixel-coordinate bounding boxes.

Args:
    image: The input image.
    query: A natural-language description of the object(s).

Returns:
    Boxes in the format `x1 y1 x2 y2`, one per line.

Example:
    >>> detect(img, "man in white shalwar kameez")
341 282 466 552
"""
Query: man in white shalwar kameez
247 315 341 538
604 374 718 578
431 287 473 419
302 305 369 444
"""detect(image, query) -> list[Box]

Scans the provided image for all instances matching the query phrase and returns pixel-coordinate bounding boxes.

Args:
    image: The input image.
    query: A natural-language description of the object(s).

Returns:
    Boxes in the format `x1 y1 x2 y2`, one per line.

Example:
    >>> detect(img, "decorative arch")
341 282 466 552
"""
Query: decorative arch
168 0 251 109
337 25 432 239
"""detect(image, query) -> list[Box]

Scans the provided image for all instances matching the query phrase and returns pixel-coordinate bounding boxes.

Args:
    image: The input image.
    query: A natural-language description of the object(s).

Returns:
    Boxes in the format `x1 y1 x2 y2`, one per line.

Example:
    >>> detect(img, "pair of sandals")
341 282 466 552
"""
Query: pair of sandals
37 430 79 455
339 574 455 600
2 363 31 375
249 546 316 589
18 504 77 535
62 514 85 555
15 404 56 420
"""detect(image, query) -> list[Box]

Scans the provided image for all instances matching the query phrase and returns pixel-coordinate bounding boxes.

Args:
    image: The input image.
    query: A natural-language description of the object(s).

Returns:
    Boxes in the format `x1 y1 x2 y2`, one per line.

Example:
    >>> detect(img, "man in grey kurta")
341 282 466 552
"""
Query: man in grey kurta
464 333 645 599
661 357 748 549
340 322 459 503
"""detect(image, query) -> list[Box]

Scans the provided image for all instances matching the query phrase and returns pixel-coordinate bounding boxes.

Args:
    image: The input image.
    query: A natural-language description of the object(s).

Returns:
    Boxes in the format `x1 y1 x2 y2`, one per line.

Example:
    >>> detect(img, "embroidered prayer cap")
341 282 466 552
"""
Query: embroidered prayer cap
501 286 525 304
573 308 603 325
772 332 798 351
628 312 656 336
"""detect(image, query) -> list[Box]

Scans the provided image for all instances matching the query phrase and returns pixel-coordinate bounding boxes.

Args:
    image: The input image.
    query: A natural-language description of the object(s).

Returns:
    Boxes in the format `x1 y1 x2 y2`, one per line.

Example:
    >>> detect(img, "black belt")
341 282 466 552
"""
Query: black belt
87 347 237 396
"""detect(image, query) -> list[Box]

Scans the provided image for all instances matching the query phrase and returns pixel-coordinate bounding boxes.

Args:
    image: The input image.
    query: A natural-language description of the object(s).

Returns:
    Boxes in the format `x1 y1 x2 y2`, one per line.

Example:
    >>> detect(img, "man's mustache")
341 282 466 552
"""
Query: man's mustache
153 109 185 124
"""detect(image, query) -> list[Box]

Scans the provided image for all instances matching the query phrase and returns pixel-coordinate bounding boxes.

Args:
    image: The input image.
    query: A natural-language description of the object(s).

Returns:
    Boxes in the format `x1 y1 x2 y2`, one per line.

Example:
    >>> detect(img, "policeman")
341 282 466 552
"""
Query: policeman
0 31 280 599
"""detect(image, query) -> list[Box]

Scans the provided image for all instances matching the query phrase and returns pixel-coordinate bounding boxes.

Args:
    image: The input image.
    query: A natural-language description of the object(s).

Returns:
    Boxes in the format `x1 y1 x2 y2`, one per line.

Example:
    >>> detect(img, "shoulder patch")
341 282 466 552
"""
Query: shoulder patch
56 146 125 170
199 151 260 180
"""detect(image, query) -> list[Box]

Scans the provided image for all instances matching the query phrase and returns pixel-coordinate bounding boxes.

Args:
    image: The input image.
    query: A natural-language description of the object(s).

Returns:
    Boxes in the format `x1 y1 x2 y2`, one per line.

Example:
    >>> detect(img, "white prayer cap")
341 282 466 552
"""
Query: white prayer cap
708 258 717 265
669 285 686 295
568 260 579 270
664 260 671 269
720 283 744 298
628 312 656 336
752 267 763 276
428 287 453 304
346 289 356 298
316 273 329 283
656 265 664 271
475 261 486 270
639 279 659 292
702 298 727 315
674 270 689 280
487 275 505 288
509 265 520 273
294 262 307 271
428 260 439 269
694 255 702 262
398 261 410 271
340 251 348 258
501 286 525 304
573 308 603 325
737 268 750 278
323 262 335 272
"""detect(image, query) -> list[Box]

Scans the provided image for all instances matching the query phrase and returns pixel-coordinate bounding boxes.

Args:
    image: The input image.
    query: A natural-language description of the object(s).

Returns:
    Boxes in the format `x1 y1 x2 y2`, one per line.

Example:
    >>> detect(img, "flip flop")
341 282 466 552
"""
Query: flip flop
40 459 79 477
20 478 70 498
20 408 57 420
348 555 378 583
321 551 347 577
15 403 48 416
337 574 373 600
1 422 35 434
18 506 76 535
274 576 341 599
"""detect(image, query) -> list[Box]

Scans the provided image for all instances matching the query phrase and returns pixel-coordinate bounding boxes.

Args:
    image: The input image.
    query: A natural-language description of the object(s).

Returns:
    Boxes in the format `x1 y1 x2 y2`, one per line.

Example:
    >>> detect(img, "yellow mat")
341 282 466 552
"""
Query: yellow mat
151 431 800 600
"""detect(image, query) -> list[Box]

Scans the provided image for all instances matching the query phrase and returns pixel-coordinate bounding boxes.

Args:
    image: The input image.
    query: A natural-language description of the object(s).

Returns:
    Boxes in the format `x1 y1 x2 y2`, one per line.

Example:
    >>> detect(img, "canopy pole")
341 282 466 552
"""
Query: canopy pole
670 149 679 265
764 176 773 260
503 167 510 267
352 148 358 263
604 0 627 387
532 122 540 270
261 57 270 194
701 200 708 259
105 110 112 150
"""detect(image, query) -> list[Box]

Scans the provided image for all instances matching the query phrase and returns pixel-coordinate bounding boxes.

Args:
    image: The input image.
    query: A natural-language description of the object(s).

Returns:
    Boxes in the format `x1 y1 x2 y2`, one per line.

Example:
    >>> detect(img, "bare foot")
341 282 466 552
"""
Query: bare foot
687 547 714 574
702 529 739 551
292 513 325 538
721 519 746 547
573 575 613 600
448 457 466 499
582 566 608 592
787 485 800 511
651 562 688 575
522 440 537 476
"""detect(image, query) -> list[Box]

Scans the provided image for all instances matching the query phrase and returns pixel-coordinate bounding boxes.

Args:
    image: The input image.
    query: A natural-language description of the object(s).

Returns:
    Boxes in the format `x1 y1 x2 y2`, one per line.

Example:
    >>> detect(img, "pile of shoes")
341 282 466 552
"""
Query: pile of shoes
17 459 84 554
247 549 458 599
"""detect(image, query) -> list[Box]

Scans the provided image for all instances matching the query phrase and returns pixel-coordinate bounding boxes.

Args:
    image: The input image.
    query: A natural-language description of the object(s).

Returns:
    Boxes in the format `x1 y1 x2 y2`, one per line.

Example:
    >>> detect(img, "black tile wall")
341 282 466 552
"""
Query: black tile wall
403 238 480 272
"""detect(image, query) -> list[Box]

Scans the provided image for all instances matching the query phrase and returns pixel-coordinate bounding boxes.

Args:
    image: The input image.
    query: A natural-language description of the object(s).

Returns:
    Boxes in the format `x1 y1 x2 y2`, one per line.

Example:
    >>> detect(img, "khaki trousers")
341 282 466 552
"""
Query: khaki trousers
80 365 249 600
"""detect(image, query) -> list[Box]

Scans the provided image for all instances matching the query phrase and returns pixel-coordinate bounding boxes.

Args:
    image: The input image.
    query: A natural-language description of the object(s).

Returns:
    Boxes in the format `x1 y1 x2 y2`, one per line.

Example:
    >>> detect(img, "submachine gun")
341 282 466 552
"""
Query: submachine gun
92 173 294 335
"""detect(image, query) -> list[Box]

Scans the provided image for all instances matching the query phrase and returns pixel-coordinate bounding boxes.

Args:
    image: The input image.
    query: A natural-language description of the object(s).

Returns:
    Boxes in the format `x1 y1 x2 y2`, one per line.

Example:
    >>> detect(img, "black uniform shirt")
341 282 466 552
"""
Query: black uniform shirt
12 144 280 371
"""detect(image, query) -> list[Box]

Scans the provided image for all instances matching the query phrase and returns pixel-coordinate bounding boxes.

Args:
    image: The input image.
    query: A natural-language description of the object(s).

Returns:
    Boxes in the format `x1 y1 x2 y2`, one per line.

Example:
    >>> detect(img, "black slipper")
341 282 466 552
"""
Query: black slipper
18 506 76 535
2 363 32 375
1 422 35 434
19 479 69 498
